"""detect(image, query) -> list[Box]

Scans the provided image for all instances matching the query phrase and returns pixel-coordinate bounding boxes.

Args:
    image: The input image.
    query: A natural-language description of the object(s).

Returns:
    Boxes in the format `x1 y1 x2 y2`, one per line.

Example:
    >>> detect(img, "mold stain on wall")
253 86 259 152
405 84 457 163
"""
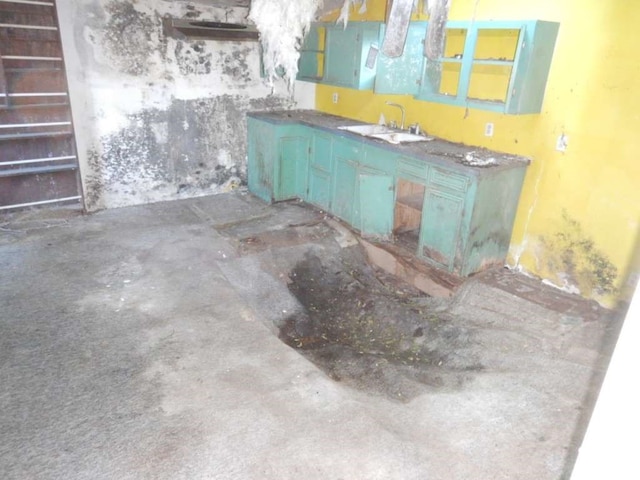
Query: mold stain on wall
65 0 296 211
175 41 212 75
541 211 618 297
101 1 159 76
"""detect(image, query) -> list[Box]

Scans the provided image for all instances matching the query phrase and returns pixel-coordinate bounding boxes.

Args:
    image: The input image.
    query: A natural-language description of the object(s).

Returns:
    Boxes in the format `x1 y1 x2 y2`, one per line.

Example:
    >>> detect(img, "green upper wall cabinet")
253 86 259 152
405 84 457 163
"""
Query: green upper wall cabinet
374 21 427 95
298 19 558 114
417 20 560 114
298 22 381 90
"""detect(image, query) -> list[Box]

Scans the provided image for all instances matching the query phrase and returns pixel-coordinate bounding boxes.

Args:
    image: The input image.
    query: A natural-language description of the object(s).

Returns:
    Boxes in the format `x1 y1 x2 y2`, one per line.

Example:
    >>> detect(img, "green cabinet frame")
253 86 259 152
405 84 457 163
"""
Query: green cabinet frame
417 20 559 114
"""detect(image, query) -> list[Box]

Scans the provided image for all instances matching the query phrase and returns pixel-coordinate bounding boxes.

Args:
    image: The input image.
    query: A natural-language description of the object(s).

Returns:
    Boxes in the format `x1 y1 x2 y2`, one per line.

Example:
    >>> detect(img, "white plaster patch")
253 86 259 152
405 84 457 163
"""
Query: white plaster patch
249 0 321 88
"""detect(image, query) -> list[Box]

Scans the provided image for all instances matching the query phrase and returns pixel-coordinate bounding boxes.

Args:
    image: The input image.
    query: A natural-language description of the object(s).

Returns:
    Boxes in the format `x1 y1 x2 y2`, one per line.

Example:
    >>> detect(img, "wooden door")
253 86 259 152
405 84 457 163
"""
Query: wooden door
0 0 82 211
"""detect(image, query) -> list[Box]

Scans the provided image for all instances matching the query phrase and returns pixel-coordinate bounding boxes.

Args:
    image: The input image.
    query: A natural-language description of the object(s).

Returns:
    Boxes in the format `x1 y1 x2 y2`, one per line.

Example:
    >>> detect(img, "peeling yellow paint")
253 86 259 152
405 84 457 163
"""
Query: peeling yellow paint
316 0 640 307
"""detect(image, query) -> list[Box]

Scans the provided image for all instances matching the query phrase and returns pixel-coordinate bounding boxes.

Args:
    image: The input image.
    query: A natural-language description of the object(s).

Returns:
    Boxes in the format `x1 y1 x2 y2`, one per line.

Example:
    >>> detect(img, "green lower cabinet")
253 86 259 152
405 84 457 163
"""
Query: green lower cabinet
419 188 465 271
276 130 310 201
248 113 528 278
247 117 310 203
358 167 394 238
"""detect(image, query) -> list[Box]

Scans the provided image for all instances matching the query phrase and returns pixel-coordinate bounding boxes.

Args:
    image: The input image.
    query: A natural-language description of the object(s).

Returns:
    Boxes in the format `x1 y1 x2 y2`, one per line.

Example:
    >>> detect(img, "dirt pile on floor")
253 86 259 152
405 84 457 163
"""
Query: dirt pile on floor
280 246 483 402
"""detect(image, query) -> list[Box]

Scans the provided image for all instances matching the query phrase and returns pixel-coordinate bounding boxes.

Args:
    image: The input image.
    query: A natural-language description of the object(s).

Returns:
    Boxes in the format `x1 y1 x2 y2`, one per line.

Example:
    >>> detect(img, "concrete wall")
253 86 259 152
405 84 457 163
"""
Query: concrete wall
57 0 313 211
316 0 640 308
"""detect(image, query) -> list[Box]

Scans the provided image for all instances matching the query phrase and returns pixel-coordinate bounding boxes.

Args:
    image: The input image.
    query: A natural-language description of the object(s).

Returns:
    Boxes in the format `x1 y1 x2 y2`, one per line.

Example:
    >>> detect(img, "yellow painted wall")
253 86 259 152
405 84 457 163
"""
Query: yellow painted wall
316 0 640 307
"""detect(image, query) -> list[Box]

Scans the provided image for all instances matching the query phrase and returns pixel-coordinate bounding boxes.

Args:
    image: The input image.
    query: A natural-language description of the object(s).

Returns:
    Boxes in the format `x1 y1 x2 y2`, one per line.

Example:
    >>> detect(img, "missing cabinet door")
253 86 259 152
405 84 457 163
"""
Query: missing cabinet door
394 178 425 251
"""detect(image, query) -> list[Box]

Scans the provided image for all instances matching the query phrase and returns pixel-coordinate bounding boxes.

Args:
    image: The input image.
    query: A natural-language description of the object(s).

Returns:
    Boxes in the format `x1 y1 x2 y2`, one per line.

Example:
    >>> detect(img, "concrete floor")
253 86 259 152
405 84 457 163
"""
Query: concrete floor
0 193 622 480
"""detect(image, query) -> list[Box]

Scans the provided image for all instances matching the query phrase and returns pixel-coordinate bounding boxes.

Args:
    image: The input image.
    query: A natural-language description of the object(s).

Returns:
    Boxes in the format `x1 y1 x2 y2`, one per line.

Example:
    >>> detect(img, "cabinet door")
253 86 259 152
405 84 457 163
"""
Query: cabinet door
358 168 394 238
332 157 357 223
309 170 331 210
298 25 325 82
506 20 560 114
375 22 427 95
277 133 309 201
247 118 276 203
324 25 360 88
308 132 333 210
331 138 361 223
420 188 464 271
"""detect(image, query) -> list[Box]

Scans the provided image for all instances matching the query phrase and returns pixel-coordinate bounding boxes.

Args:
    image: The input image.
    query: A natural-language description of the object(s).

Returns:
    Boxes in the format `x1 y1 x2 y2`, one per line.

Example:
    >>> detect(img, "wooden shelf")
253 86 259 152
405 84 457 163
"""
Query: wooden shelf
396 193 424 211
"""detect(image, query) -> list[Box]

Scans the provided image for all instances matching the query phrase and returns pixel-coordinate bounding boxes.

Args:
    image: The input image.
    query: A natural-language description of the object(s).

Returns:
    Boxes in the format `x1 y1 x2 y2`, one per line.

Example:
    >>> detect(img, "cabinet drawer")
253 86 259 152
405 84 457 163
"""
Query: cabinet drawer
429 167 469 192
397 156 427 180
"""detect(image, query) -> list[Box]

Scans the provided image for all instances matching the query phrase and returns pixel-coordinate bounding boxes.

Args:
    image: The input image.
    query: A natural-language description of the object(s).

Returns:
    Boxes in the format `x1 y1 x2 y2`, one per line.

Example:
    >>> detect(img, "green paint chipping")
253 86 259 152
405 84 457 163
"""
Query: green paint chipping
543 211 618 295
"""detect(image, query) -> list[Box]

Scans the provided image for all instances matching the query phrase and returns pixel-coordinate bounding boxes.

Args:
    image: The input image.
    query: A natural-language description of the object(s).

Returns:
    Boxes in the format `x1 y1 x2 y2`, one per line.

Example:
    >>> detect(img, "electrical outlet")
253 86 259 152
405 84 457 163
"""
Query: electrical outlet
484 123 494 137
556 133 569 152
332 93 339 104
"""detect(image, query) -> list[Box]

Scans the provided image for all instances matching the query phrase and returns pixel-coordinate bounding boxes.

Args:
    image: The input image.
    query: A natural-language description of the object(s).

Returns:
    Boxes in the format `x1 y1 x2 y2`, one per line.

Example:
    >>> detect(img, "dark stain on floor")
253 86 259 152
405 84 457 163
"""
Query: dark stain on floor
280 247 483 402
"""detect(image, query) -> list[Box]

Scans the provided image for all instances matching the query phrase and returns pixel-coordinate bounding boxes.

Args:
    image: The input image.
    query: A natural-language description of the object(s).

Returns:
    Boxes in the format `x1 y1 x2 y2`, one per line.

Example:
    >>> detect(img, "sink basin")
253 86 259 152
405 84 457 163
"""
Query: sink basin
337 124 396 136
369 132 433 144
338 124 432 144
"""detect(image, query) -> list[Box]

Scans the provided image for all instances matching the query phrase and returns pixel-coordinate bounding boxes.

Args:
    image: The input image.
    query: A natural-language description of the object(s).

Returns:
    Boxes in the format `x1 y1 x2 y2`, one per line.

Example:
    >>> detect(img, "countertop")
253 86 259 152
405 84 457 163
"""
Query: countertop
247 110 531 173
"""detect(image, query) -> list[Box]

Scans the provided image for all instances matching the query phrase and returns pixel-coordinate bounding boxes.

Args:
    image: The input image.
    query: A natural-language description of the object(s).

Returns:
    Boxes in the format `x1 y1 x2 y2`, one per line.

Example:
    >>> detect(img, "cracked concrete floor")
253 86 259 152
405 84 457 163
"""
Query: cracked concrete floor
0 193 622 480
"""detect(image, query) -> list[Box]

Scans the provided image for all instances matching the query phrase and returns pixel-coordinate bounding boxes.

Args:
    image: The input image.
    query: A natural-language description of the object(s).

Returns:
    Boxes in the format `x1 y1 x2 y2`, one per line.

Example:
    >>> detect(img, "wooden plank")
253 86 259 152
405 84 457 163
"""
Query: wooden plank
0 133 74 162
0 169 79 207
0 104 72 123
0 44 7 108
6 66 66 93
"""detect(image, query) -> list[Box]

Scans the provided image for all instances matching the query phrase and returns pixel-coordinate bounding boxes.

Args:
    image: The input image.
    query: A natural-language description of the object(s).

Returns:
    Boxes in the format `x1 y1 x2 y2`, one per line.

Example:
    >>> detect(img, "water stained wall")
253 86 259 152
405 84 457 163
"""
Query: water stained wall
57 0 298 211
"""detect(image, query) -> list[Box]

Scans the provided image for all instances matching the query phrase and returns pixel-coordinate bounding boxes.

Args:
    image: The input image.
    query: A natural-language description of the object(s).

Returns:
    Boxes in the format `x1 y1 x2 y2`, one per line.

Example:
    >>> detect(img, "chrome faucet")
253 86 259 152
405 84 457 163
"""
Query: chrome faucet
385 101 405 130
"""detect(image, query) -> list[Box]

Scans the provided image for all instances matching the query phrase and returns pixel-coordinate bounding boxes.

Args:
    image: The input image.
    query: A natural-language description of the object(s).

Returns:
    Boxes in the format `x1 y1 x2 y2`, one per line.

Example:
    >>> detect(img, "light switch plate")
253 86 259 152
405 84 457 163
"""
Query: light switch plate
484 123 494 137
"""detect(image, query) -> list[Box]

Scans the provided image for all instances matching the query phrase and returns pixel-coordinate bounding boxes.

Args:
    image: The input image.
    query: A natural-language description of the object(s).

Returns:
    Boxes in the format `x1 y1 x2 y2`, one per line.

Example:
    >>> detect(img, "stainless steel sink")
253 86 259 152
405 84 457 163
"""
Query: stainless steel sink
338 124 432 144
369 132 433 144
337 124 396 136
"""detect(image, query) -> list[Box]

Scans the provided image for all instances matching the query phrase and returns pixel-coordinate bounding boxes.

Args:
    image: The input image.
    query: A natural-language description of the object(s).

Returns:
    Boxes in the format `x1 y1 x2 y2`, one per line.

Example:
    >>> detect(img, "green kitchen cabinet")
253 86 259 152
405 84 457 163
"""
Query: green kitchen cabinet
297 22 381 90
247 111 529 278
417 164 527 276
418 20 559 114
247 117 309 204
